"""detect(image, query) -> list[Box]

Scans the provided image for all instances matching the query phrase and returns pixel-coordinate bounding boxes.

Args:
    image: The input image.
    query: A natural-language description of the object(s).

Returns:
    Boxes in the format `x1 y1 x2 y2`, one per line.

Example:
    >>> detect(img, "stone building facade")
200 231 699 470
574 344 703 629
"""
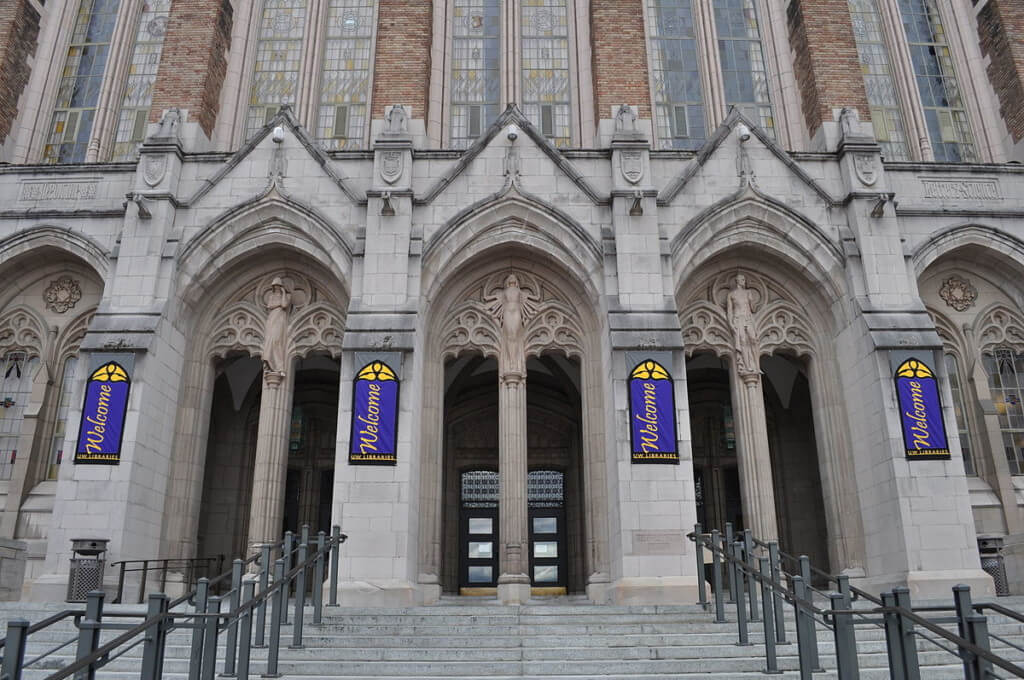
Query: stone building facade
0 0 1022 605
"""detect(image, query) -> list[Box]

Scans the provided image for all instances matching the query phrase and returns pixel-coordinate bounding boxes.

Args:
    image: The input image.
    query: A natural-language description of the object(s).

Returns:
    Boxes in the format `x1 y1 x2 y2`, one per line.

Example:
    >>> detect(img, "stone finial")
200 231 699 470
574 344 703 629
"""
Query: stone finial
384 104 410 135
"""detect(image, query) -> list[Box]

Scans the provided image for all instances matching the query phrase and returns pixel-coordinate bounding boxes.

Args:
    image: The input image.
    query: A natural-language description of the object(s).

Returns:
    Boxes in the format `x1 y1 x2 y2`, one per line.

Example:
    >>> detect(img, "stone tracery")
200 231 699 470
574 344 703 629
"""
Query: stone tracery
976 304 1024 354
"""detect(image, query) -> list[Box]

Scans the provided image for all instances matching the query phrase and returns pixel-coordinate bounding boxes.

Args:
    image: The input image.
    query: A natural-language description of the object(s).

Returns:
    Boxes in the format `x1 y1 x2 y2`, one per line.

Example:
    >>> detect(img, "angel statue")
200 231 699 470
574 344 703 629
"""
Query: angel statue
726 274 761 376
487 273 537 378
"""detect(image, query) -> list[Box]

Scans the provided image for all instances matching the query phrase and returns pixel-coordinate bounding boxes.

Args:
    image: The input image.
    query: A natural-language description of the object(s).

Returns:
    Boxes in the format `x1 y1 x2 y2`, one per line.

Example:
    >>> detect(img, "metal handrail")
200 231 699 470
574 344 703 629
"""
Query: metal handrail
111 555 225 604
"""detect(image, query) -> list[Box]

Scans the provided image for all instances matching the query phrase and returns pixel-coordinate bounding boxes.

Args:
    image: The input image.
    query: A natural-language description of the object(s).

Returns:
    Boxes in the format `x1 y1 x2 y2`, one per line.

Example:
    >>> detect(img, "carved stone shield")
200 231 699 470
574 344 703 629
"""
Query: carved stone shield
380 150 403 184
143 154 167 187
621 150 643 184
853 153 877 186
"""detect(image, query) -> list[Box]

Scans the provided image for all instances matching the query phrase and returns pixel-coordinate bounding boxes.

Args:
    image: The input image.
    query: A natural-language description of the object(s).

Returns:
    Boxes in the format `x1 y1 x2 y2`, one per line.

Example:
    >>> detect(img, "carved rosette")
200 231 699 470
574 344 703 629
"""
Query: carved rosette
976 305 1024 354
43 276 82 313
939 276 978 312
680 270 817 364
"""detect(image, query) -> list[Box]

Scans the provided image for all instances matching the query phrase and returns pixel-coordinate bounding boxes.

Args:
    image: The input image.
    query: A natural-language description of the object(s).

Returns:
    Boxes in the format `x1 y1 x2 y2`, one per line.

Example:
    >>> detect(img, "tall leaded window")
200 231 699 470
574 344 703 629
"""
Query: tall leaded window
983 349 1024 475
848 0 910 160
646 0 706 149
897 0 976 162
0 354 41 481
47 357 79 481
450 0 501 148
112 0 172 161
945 353 976 475
714 0 774 137
316 0 375 150
44 0 122 164
521 0 571 147
246 0 308 138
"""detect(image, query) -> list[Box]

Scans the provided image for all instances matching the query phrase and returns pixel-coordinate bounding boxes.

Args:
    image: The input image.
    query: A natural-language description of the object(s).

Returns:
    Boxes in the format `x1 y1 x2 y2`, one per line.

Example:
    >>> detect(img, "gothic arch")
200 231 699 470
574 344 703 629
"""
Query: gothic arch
0 226 111 280
416 238 610 601
911 224 1024 278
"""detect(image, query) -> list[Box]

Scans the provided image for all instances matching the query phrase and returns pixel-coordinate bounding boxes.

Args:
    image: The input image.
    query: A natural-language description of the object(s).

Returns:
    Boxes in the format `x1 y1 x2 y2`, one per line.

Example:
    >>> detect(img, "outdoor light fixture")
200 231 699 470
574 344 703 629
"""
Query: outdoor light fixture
272 126 285 143
736 123 751 142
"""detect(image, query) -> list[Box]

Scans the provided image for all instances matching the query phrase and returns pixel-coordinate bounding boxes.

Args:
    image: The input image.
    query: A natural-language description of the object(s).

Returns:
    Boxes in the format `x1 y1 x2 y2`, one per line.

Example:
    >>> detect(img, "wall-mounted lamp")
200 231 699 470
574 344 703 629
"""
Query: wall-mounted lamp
272 126 285 144
736 123 751 143
380 191 395 216
506 124 519 141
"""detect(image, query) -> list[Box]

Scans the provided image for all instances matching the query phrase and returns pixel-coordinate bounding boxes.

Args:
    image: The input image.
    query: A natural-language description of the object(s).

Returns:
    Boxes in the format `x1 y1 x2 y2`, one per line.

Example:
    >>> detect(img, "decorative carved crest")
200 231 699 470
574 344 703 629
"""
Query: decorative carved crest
380 150 403 184
976 305 1024 354
620 150 643 184
853 153 877 186
43 276 82 313
143 154 167 187
939 275 977 312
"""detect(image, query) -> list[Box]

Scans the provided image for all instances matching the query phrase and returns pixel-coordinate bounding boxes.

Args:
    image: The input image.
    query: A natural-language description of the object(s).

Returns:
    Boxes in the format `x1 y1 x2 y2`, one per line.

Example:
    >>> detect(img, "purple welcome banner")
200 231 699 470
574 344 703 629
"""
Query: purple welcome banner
628 360 679 464
349 361 399 465
75 362 131 465
895 358 950 460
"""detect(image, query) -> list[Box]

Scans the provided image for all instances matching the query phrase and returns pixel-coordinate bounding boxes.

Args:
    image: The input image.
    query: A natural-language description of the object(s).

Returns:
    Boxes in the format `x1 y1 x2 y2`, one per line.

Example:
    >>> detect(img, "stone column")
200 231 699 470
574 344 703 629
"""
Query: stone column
729 365 779 542
246 369 293 552
497 370 531 604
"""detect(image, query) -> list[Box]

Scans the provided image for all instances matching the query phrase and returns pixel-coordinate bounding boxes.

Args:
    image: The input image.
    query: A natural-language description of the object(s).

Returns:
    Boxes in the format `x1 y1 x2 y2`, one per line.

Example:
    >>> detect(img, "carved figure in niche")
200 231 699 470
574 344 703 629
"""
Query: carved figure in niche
839 107 860 139
726 274 761 375
262 277 292 376
384 104 409 134
614 104 637 134
490 273 529 378
154 108 181 139
504 142 520 179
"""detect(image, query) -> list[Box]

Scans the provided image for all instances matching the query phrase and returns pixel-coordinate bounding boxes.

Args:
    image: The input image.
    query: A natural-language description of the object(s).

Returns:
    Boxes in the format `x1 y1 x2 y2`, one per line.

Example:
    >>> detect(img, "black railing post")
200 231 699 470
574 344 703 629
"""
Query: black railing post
695 524 708 610
138 559 149 604
830 591 859 680
115 562 126 604
313 531 326 624
733 541 751 646
2 619 29 680
797 556 821 671
892 587 921 680
236 578 256 680
953 583 975 680
201 595 222 680
140 593 169 680
74 590 104 680
255 544 272 648
330 525 341 606
282 531 294 625
725 522 736 603
711 529 726 623
966 611 993 680
768 541 787 644
743 530 759 622
882 591 907 680
791 575 812 680
160 558 169 593
266 558 285 678
291 541 308 649
189 577 209 680
223 558 243 676
758 556 781 674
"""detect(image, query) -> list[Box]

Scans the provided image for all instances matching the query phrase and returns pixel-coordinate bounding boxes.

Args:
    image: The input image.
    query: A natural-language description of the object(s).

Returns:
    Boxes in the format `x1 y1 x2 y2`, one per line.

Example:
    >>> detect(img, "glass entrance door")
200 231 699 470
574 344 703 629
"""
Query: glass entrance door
528 470 566 594
459 470 499 593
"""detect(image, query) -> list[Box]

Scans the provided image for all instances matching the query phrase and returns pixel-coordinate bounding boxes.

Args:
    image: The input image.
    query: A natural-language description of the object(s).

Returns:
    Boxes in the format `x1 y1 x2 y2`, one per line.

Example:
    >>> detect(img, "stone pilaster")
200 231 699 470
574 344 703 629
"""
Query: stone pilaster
246 370 294 551
497 371 530 604
729 368 779 542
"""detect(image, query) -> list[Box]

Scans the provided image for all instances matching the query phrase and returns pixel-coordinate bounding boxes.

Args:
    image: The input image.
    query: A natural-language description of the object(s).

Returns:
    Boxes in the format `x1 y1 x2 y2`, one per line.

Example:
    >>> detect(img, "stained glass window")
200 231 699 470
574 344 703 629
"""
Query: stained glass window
47 357 79 481
245 0 308 139
0 354 41 481
714 0 774 138
521 0 572 147
647 0 706 149
450 0 501 148
847 0 910 160
44 0 122 164
983 349 1024 475
112 0 171 161
944 353 975 475
316 0 375 150
897 0 975 162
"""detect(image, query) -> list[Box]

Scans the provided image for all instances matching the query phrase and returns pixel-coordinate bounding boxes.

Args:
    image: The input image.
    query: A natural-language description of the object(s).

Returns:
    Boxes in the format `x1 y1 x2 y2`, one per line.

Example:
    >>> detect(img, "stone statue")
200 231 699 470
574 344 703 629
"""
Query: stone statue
155 108 181 139
726 274 760 376
504 142 520 179
492 273 528 378
614 104 637 134
839 107 860 139
384 104 409 135
262 277 292 376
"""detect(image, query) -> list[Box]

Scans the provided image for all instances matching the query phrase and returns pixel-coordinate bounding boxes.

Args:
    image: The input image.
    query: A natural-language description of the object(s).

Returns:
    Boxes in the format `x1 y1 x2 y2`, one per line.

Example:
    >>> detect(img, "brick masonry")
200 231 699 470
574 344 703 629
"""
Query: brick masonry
0 0 40 145
148 0 233 137
591 0 652 119
787 0 870 135
977 0 1024 142
371 0 432 120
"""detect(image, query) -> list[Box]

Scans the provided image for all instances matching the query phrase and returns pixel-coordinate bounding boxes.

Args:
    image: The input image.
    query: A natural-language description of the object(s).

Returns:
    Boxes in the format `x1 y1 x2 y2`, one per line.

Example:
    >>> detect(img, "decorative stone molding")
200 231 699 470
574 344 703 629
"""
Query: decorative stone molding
939 276 978 312
976 305 1024 354
853 153 877 186
0 307 46 359
43 276 82 313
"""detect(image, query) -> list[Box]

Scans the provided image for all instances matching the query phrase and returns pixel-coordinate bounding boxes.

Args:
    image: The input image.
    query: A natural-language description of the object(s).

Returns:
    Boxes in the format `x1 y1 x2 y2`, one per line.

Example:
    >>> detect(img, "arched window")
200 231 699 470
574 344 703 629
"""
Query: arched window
46 357 80 480
446 0 579 148
112 0 172 161
645 0 777 149
244 0 377 149
983 349 1024 475
944 353 976 475
0 353 41 480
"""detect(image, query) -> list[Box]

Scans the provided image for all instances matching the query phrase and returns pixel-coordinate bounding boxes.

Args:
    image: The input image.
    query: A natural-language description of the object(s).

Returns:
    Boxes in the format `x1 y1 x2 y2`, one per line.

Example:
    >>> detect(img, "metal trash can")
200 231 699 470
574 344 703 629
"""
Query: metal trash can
67 538 109 602
979 535 1008 596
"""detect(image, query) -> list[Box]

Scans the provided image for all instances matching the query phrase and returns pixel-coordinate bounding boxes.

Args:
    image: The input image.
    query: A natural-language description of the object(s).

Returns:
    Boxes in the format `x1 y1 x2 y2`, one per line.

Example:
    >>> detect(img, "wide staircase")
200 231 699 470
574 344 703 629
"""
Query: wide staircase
4 595 1024 679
